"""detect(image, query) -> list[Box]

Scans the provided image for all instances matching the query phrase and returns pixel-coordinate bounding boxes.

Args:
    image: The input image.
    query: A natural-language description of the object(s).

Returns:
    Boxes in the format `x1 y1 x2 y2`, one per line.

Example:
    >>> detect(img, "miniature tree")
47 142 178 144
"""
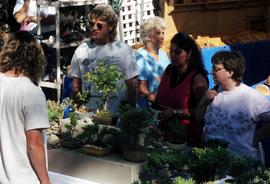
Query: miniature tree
84 59 123 111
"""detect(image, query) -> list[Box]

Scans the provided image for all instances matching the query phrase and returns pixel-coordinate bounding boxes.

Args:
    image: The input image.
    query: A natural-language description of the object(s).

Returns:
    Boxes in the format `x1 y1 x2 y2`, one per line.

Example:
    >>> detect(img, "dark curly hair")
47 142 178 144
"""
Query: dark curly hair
0 31 46 85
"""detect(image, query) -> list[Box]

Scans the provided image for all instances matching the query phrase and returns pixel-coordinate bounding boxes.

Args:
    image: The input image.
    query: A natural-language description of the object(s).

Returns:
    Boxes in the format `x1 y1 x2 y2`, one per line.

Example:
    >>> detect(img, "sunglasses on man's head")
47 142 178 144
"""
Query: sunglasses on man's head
90 21 104 30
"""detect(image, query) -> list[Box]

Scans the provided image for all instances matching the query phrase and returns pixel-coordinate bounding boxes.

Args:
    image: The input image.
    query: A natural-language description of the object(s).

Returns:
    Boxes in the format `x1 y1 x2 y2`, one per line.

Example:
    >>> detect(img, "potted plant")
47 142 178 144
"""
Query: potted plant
80 123 118 156
119 108 153 162
166 119 188 151
46 100 64 147
84 59 123 125
60 112 84 149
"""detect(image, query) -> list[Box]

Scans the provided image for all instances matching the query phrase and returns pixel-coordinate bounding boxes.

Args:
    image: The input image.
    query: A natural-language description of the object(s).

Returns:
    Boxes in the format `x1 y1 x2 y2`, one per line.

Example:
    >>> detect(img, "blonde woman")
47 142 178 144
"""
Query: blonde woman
136 17 170 108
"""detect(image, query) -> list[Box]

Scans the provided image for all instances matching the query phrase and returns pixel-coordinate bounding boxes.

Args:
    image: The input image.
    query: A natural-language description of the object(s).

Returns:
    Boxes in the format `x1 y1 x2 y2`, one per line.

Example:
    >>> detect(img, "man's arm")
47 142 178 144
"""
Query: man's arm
125 76 137 107
26 129 51 184
72 77 82 100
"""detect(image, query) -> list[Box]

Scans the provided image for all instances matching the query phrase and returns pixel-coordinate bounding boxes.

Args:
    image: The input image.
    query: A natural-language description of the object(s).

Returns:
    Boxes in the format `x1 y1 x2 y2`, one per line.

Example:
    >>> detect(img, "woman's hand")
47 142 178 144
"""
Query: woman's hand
158 107 174 120
201 89 217 106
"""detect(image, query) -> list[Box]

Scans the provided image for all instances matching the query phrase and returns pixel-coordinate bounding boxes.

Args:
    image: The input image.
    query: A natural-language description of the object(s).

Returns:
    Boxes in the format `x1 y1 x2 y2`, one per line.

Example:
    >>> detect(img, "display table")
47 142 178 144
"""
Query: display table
48 148 144 184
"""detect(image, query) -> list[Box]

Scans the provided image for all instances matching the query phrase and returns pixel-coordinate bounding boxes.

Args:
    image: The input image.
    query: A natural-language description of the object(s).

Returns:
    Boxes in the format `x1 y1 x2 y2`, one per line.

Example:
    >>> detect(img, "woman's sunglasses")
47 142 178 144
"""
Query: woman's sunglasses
170 47 183 55
90 21 104 30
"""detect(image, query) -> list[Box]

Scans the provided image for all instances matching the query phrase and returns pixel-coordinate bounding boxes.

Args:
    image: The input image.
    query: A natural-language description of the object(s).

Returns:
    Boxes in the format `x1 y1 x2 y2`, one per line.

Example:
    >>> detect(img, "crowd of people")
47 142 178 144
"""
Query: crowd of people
0 2 270 183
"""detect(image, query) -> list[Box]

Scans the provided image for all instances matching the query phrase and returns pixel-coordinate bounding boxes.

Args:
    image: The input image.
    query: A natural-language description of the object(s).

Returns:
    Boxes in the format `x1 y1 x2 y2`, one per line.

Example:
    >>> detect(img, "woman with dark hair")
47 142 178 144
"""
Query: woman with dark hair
0 31 50 184
155 32 209 147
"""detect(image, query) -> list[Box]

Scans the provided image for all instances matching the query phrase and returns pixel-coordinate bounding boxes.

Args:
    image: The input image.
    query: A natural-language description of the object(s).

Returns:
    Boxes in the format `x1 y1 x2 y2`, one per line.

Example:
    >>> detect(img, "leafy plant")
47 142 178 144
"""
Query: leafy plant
168 119 187 142
74 90 91 108
119 108 153 145
174 177 195 184
84 59 123 111
47 100 63 122
205 139 229 148
188 147 231 183
81 123 118 147
61 112 82 142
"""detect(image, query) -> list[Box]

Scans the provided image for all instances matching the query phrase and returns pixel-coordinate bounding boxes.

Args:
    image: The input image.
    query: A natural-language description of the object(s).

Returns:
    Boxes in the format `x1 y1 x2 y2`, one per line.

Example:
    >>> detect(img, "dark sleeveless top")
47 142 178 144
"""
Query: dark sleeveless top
156 64 203 146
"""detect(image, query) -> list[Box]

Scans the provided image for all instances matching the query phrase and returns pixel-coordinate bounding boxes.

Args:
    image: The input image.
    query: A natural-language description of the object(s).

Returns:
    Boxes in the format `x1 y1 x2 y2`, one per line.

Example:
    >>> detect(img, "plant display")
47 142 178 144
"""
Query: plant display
188 146 231 183
173 177 195 184
84 59 123 111
47 100 63 122
81 123 118 148
60 112 83 147
119 108 153 145
74 90 91 109
168 120 187 143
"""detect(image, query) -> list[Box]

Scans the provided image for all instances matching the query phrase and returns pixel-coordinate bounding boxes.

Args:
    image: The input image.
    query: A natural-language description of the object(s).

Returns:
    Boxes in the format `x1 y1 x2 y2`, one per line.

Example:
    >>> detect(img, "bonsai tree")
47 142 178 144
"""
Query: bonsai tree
60 112 83 148
47 100 63 123
84 59 123 111
74 90 91 110
119 108 153 146
81 123 118 148
119 108 153 162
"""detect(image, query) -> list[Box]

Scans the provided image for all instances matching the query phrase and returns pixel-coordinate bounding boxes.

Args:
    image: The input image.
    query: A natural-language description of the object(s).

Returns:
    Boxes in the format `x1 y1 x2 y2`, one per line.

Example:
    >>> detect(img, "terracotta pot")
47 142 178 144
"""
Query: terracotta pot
81 144 112 157
60 140 81 149
123 145 147 162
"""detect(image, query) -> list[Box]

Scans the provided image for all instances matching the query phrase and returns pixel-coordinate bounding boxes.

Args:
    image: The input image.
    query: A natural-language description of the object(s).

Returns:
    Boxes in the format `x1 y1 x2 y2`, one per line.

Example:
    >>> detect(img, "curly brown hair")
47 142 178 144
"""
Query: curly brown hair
0 31 46 85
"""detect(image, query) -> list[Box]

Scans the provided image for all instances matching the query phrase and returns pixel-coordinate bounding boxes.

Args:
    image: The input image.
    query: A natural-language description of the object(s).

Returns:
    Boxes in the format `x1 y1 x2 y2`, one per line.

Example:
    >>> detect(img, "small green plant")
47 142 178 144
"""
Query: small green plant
74 90 91 108
84 60 123 111
174 177 195 184
47 100 63 122
188 147 231 183
168 119 188 142
61 112 82 142
119 109 153 145
81 123 118 147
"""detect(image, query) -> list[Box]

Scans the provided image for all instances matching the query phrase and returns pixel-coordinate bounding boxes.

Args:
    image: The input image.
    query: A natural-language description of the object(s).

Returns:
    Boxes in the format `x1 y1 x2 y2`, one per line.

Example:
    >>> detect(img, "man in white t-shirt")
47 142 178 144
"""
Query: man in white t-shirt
13 0 55 33
200 50 270 160
0 31 50 184
70 4 138 113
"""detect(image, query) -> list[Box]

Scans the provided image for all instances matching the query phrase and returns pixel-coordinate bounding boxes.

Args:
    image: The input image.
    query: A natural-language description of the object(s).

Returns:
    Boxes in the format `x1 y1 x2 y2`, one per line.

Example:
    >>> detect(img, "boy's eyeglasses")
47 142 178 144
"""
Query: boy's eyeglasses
90 22 104 30
212 67 225 73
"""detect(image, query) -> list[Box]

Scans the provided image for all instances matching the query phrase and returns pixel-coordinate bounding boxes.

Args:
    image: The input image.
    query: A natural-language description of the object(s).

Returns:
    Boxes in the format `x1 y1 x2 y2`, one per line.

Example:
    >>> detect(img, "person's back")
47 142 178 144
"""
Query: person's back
0 30 50 184
0 74 48 183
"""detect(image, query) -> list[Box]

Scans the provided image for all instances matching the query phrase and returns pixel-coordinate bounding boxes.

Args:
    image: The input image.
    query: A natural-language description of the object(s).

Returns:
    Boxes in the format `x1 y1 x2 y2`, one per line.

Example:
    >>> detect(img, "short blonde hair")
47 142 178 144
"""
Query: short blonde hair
140 16 166 43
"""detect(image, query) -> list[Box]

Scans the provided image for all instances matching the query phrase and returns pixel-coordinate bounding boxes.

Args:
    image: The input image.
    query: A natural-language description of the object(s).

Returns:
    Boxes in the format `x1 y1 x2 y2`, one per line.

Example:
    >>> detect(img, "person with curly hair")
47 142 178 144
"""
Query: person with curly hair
0 31 51 184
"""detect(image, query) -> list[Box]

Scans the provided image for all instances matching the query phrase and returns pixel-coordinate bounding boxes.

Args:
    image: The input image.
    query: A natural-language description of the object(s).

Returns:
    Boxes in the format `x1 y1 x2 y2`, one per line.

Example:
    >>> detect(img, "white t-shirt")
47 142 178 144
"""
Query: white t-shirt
70 40 139 112
0 74 50 184
13 0 55 32
205 83 270 159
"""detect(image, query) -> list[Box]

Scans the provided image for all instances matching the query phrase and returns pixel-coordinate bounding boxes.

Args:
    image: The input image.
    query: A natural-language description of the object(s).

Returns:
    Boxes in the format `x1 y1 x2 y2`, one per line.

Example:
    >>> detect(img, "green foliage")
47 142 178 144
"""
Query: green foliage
62 112 80 141
205 139 229 148
248 168 270 184
75 90 91 107
119 108 153 138
174 177 195 184
189 147 231 182
144 150 187 172
84 59 123 110
168 119 188 141
47 100 63 122
81 123 118 145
